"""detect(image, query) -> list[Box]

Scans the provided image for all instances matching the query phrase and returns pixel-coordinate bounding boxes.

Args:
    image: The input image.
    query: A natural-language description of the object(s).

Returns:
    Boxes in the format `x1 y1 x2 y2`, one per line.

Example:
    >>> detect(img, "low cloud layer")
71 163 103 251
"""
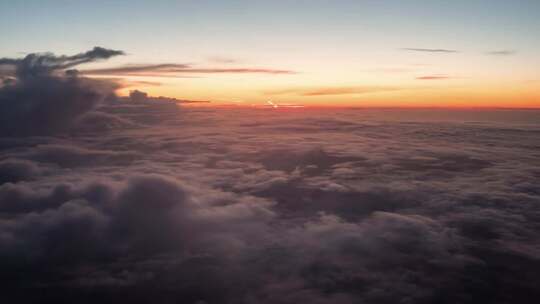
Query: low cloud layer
1 98 540 303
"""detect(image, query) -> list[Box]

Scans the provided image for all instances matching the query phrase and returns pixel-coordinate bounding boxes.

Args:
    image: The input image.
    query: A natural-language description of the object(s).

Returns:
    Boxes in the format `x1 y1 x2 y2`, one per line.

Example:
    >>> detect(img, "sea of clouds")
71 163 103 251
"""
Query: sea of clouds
1 49 540 303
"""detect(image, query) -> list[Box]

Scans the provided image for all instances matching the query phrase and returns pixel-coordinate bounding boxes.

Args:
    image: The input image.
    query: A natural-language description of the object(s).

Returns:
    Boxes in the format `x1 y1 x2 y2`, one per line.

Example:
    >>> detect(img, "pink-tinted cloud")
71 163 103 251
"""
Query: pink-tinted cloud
416 75 452 80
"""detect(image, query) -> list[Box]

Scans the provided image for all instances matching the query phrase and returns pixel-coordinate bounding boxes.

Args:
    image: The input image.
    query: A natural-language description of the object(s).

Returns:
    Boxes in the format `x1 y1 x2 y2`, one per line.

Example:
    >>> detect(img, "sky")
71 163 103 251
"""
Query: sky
1 0 539 107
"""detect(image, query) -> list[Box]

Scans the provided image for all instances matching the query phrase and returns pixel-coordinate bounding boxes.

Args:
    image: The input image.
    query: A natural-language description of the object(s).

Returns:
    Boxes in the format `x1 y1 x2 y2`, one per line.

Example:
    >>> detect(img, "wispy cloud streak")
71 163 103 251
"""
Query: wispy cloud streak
401 48 459 53
82 63 296 76
486 50 517 56
416 75 452 80
0 47 124 79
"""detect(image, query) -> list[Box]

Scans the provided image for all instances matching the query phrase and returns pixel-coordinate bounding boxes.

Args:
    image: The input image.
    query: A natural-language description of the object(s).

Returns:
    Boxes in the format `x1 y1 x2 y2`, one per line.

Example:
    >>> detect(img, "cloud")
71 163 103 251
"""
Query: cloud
416 75 452 80
0 158 43 184
266 86 401 96
401 48 459 53
207 56 238 64
179 99 212 104
3 109 540 303
0 47 124 136
81 63 296 76
0 46 124 79
1 49 540 303
81 63 190 75
486 50 517 56
19 144 139 168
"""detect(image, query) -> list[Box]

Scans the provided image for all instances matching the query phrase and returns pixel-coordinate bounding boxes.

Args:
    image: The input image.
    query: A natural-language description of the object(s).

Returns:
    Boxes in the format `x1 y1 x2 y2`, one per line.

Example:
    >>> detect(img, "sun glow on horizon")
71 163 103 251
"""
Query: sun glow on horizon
5 0 538 108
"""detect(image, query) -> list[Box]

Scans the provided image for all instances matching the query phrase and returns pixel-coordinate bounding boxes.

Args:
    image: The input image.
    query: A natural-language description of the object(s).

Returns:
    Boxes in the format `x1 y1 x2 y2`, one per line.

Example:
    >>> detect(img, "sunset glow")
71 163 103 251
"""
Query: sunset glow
2 0 538 107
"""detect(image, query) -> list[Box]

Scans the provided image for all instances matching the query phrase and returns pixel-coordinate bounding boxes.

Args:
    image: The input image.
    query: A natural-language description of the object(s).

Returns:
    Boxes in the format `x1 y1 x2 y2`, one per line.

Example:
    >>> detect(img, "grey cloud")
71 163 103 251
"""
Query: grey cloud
0 47 124 136
0 158 43 184
0 175 274 294
0 47 124 80
485 50 517 56
19 144 139 168
401 48 459 53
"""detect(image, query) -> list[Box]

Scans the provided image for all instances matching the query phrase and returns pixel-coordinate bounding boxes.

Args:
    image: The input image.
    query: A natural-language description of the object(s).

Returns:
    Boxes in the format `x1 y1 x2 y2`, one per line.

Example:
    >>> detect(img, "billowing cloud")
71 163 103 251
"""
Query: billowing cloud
0 47 124 136
0 47 124 79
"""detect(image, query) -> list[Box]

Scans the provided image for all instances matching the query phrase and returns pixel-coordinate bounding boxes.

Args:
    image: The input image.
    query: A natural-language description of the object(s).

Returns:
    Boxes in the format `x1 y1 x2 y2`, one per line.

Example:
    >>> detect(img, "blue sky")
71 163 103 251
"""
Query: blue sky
2 0 538 58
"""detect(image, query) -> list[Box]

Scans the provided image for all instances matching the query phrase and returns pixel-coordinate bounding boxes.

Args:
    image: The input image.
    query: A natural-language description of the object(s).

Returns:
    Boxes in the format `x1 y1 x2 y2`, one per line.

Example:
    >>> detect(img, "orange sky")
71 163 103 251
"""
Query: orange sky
111 75 539 108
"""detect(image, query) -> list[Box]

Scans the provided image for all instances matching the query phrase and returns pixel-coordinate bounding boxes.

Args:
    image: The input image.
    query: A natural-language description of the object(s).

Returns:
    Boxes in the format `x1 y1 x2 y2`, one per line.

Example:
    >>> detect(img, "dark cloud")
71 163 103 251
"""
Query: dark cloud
17 144 139 168
0 158 43 184
401 48 459 53
0 174 274 302
0 47 124 136
0 47 124 79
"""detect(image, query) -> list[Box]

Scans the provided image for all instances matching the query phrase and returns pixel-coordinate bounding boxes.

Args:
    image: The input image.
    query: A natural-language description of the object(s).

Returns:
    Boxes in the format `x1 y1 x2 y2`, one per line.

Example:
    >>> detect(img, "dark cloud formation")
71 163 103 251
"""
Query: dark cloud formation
401 48 459 53
0 47 124 79
1 79 540 304
0 47 125 136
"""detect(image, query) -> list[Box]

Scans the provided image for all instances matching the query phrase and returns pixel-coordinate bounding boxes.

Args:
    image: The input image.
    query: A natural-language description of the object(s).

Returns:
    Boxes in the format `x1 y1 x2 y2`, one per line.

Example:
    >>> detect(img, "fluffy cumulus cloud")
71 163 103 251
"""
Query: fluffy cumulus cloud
1 50 540 303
